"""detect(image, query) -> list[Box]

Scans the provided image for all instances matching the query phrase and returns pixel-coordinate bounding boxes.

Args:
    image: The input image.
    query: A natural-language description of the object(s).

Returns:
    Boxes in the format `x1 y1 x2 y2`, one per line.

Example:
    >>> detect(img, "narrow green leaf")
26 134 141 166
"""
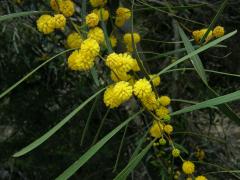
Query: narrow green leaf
56 110 144 180
178 25 208 83
13 88 106 157
114 138 156 180
0 11 47 22
199 0 228 44
171 90 240 116
0 49 74 100
157 30 237 76
90 67 100 87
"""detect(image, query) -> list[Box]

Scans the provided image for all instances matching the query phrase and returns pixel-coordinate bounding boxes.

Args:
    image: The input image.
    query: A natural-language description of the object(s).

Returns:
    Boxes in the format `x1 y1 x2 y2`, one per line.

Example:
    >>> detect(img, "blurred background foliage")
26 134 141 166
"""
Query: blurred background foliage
0 0 239 179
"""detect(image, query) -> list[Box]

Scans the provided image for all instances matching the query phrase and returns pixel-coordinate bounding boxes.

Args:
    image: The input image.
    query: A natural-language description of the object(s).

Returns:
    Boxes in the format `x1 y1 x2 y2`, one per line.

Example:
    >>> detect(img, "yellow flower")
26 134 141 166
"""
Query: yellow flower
87 27 104 44
192 29 213 43
53 14 66 29
213 26 224 38
132 59 140 72
81 38 100 58
149 121 163 138
50 0 60 11
182 161 195 174
149 74 160 86
110 34 117 48
195 175 208 180
156 106 169 119
89 0 107 7
158 96 171 106
67 50 95 71
172 148 180 157
140 92 158 111
110 71 133 83
115 17 126 27
59 0 75 17
133 79 152 99
86 13 99 27
195 148 205 161
106 53 121 70
103 81 133 108
116 7 131 20
67 32 83 49
36 15 55 34
93 8 109 21
164 124 173 134
123 33 141 44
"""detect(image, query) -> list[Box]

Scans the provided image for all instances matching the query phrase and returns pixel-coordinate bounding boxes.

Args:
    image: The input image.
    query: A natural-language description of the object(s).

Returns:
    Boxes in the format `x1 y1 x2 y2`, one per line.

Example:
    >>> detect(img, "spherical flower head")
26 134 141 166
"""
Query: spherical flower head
81 38 100 58
93 8 109 21
106 53 122 70
149 121 163 138
163 114 171 122
172 148 180 157
87 27 104 44
67 50 95 71
86 13 99 27
116 7 131 20
158 96 171 106
67 32 83 49
141 92 158 111
53 14 66 29
118 53 136 72
123 33 141 44
50 0 60 11
103 81 133 108
36 15 55 34
193 29 213 43
90 0 107 7
149 74 160 86
59 0 75 17
110 35 117 48
213 26 224 38
164 124 173 134
133 78 152 99
182 161 195 174
156 106 169 119
159 138 166 145
195 175 208 180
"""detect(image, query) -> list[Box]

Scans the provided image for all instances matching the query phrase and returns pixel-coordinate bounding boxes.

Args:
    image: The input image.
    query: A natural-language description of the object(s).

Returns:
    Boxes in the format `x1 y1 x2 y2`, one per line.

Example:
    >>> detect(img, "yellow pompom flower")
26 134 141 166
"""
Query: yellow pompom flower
192 29 213 43
149 121 164 138
115 17 125 27
182 161 195 175
140 92 158 111
116 7 131 20
53 14 66 29
132 59 140 72
164 124 173 134
93 8 109 21
87 27 104 44
123 33 141 44
36 15 55 34
90 0 107 7
103 81 133 108
149 74 160 86
50 0 60 11
172 148 180 157
106 53 121 70
67 50 95 71
81 38 100 58
86 13 99 27
195 175 208 180
156 106 169 119
213 26 224 38
133 79 152 99
59 0 75 17
110 71 132 83
110 35 117 48
67 32 83 49
158 96 171 106
118 53 136 72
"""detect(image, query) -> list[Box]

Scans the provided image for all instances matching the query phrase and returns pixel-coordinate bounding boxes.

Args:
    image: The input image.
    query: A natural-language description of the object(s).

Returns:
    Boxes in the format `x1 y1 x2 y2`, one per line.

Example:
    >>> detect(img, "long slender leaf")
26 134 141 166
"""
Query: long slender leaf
0 49 74 100
13 88 106 157
0 11 47 22
171 90 240 116
157 30 237 76
56 110 144 180
113 138 156 180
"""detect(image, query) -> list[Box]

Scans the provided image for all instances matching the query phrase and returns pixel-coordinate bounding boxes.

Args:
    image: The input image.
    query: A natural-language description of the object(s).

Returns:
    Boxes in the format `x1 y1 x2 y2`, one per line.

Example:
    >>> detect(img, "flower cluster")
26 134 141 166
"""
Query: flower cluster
123 33 141 52
192 25 225 43
50 0 75 17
